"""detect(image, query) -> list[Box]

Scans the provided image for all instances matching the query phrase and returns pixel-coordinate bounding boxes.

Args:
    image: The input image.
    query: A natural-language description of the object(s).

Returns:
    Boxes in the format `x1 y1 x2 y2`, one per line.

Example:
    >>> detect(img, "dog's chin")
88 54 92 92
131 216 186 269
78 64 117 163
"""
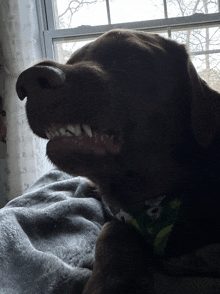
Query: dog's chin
46 134 124 199
46 148 118 179
46 133 123 173
45 130 180 208
46 143 171 208
46 139 129 206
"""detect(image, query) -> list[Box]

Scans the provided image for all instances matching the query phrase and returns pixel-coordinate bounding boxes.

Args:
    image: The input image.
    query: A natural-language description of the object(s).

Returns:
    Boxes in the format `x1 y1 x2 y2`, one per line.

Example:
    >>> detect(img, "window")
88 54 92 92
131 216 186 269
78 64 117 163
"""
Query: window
37 0 220 91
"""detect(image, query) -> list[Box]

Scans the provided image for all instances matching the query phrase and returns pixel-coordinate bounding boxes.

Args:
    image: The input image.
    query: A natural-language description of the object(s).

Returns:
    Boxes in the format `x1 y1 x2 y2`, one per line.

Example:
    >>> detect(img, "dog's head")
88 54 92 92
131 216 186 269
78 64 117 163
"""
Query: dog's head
16 29 220 207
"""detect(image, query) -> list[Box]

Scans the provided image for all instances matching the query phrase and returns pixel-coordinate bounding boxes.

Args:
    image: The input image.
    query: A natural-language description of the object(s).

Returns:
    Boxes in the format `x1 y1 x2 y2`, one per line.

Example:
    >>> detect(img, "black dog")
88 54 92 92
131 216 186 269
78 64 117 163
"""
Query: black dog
16 29 220 293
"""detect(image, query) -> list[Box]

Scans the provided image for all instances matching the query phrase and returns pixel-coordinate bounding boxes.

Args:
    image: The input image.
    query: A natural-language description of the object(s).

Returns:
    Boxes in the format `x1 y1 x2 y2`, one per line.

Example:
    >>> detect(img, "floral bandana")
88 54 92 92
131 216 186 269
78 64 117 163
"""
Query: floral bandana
116 195 183 255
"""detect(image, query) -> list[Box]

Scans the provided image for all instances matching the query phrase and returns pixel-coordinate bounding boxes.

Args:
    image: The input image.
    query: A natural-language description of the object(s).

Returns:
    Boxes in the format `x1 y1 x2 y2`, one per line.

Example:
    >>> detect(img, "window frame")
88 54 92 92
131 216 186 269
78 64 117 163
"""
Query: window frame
37 0 220 60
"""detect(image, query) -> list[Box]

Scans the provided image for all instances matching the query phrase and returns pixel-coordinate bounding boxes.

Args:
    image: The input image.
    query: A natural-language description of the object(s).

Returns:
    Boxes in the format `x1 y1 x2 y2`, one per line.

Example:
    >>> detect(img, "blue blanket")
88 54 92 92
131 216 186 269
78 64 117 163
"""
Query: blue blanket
0 169 107 294
1 169 220 293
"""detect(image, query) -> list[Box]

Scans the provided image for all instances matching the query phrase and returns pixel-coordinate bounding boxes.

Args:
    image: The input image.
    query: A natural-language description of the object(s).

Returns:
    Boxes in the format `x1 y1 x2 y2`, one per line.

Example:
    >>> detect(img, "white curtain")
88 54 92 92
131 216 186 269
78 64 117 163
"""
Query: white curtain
0 0 53 200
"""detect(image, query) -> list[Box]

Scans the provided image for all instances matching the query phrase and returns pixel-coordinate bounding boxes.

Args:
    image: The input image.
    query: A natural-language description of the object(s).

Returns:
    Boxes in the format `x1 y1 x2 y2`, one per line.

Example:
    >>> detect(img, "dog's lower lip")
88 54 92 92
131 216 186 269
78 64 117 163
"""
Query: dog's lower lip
46 132 123 156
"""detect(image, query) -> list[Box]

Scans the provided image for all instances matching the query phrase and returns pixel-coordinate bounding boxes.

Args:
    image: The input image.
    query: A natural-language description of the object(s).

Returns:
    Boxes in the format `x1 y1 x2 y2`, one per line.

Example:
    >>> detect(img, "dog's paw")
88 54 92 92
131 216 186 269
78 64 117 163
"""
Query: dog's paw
82 221 156 294
84 181 101 200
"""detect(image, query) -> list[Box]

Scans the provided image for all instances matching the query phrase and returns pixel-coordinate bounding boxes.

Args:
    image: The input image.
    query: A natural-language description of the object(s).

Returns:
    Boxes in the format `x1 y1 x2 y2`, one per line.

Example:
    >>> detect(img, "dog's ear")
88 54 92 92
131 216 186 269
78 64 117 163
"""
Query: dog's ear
188 59 220 147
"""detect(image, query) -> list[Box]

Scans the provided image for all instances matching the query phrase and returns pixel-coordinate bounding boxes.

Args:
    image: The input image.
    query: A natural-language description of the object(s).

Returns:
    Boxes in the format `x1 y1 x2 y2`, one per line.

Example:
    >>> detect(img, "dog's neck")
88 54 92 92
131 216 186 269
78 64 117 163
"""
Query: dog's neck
111 185 220 258
115 194 183 256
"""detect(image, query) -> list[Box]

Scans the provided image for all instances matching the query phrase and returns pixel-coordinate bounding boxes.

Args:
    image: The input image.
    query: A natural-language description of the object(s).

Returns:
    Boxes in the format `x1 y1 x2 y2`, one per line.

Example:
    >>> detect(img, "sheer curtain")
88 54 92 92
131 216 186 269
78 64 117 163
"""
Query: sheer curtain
0 0 53 201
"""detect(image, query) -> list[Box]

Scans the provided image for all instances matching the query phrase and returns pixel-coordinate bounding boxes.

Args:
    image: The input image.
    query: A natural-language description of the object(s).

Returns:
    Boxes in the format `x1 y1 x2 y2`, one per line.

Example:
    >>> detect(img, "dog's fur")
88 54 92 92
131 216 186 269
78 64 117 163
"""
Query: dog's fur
16 29 220 293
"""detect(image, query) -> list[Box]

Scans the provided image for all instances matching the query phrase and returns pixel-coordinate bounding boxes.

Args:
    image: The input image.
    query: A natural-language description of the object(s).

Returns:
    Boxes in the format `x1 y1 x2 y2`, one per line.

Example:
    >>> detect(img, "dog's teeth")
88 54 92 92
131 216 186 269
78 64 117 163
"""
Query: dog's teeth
82 124 92 137
59 128 66 136
55 131 61 137
65 132 72 137
48 129 56 139
45 124 86 139
74 124 82 136
66 125 75 134
46 131 52 139
50 128 58 138
66 124 82 136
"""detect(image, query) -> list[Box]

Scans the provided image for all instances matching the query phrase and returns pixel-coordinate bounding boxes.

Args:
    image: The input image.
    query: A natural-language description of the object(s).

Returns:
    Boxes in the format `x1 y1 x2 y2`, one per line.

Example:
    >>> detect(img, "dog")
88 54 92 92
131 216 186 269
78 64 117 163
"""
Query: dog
16 29 220 293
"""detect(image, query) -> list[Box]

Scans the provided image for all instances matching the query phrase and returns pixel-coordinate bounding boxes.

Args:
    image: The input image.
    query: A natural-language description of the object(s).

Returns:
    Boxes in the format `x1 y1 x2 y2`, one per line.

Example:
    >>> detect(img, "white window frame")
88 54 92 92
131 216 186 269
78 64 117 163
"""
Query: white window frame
36 0 220 60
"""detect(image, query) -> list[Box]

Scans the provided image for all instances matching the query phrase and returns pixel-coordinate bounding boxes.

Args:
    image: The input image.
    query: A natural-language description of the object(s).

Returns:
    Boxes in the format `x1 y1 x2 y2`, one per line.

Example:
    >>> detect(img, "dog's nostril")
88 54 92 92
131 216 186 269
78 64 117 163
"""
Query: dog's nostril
37 77 50 89
16 85 28 100
151 208 158 213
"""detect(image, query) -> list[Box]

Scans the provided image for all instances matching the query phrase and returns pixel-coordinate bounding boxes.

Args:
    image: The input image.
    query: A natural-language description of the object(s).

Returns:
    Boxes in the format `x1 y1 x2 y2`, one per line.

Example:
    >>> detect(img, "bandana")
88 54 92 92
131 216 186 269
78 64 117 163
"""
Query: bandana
116 194 183 256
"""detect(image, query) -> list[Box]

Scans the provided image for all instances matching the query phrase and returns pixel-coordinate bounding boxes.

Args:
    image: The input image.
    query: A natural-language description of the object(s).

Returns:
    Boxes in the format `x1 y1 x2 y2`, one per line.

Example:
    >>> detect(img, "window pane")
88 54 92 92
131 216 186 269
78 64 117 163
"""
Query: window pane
109 0 165 24
167 0 218 18
157 31 169 38
171 27 220 53
53 38 95 63
191 53 220 92
52 0 108 29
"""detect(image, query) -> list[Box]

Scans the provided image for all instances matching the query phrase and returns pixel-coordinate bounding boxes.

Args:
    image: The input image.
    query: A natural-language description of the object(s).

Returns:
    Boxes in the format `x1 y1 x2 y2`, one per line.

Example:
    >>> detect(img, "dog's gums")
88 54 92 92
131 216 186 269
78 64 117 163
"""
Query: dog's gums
47 130 122 156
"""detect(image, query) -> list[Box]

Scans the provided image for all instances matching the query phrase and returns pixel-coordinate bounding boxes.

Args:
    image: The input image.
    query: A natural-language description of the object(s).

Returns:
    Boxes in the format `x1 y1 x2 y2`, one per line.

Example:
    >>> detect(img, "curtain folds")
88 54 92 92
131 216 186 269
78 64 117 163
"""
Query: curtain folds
0 0 53 200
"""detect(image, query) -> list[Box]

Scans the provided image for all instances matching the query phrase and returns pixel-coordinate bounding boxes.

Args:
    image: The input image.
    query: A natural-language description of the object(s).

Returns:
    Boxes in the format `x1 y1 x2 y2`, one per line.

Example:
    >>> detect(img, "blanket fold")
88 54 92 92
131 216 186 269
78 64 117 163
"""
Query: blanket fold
0 169 105 294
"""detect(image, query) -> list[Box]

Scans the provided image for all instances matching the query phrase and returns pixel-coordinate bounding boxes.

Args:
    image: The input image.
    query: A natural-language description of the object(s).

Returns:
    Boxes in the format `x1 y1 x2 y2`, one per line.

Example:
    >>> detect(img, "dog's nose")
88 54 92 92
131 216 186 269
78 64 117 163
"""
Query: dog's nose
16 65 66 100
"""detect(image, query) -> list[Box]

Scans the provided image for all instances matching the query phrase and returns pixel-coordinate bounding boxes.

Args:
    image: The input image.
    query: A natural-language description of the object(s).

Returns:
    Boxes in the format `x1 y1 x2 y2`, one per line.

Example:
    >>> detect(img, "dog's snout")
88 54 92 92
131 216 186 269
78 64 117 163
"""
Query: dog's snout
16 65 66 100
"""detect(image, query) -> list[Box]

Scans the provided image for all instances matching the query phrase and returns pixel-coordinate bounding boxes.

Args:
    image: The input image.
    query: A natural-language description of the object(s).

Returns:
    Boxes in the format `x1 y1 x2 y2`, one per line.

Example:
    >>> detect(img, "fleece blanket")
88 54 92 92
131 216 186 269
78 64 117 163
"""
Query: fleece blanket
0 169 107 294
1 169 220 294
